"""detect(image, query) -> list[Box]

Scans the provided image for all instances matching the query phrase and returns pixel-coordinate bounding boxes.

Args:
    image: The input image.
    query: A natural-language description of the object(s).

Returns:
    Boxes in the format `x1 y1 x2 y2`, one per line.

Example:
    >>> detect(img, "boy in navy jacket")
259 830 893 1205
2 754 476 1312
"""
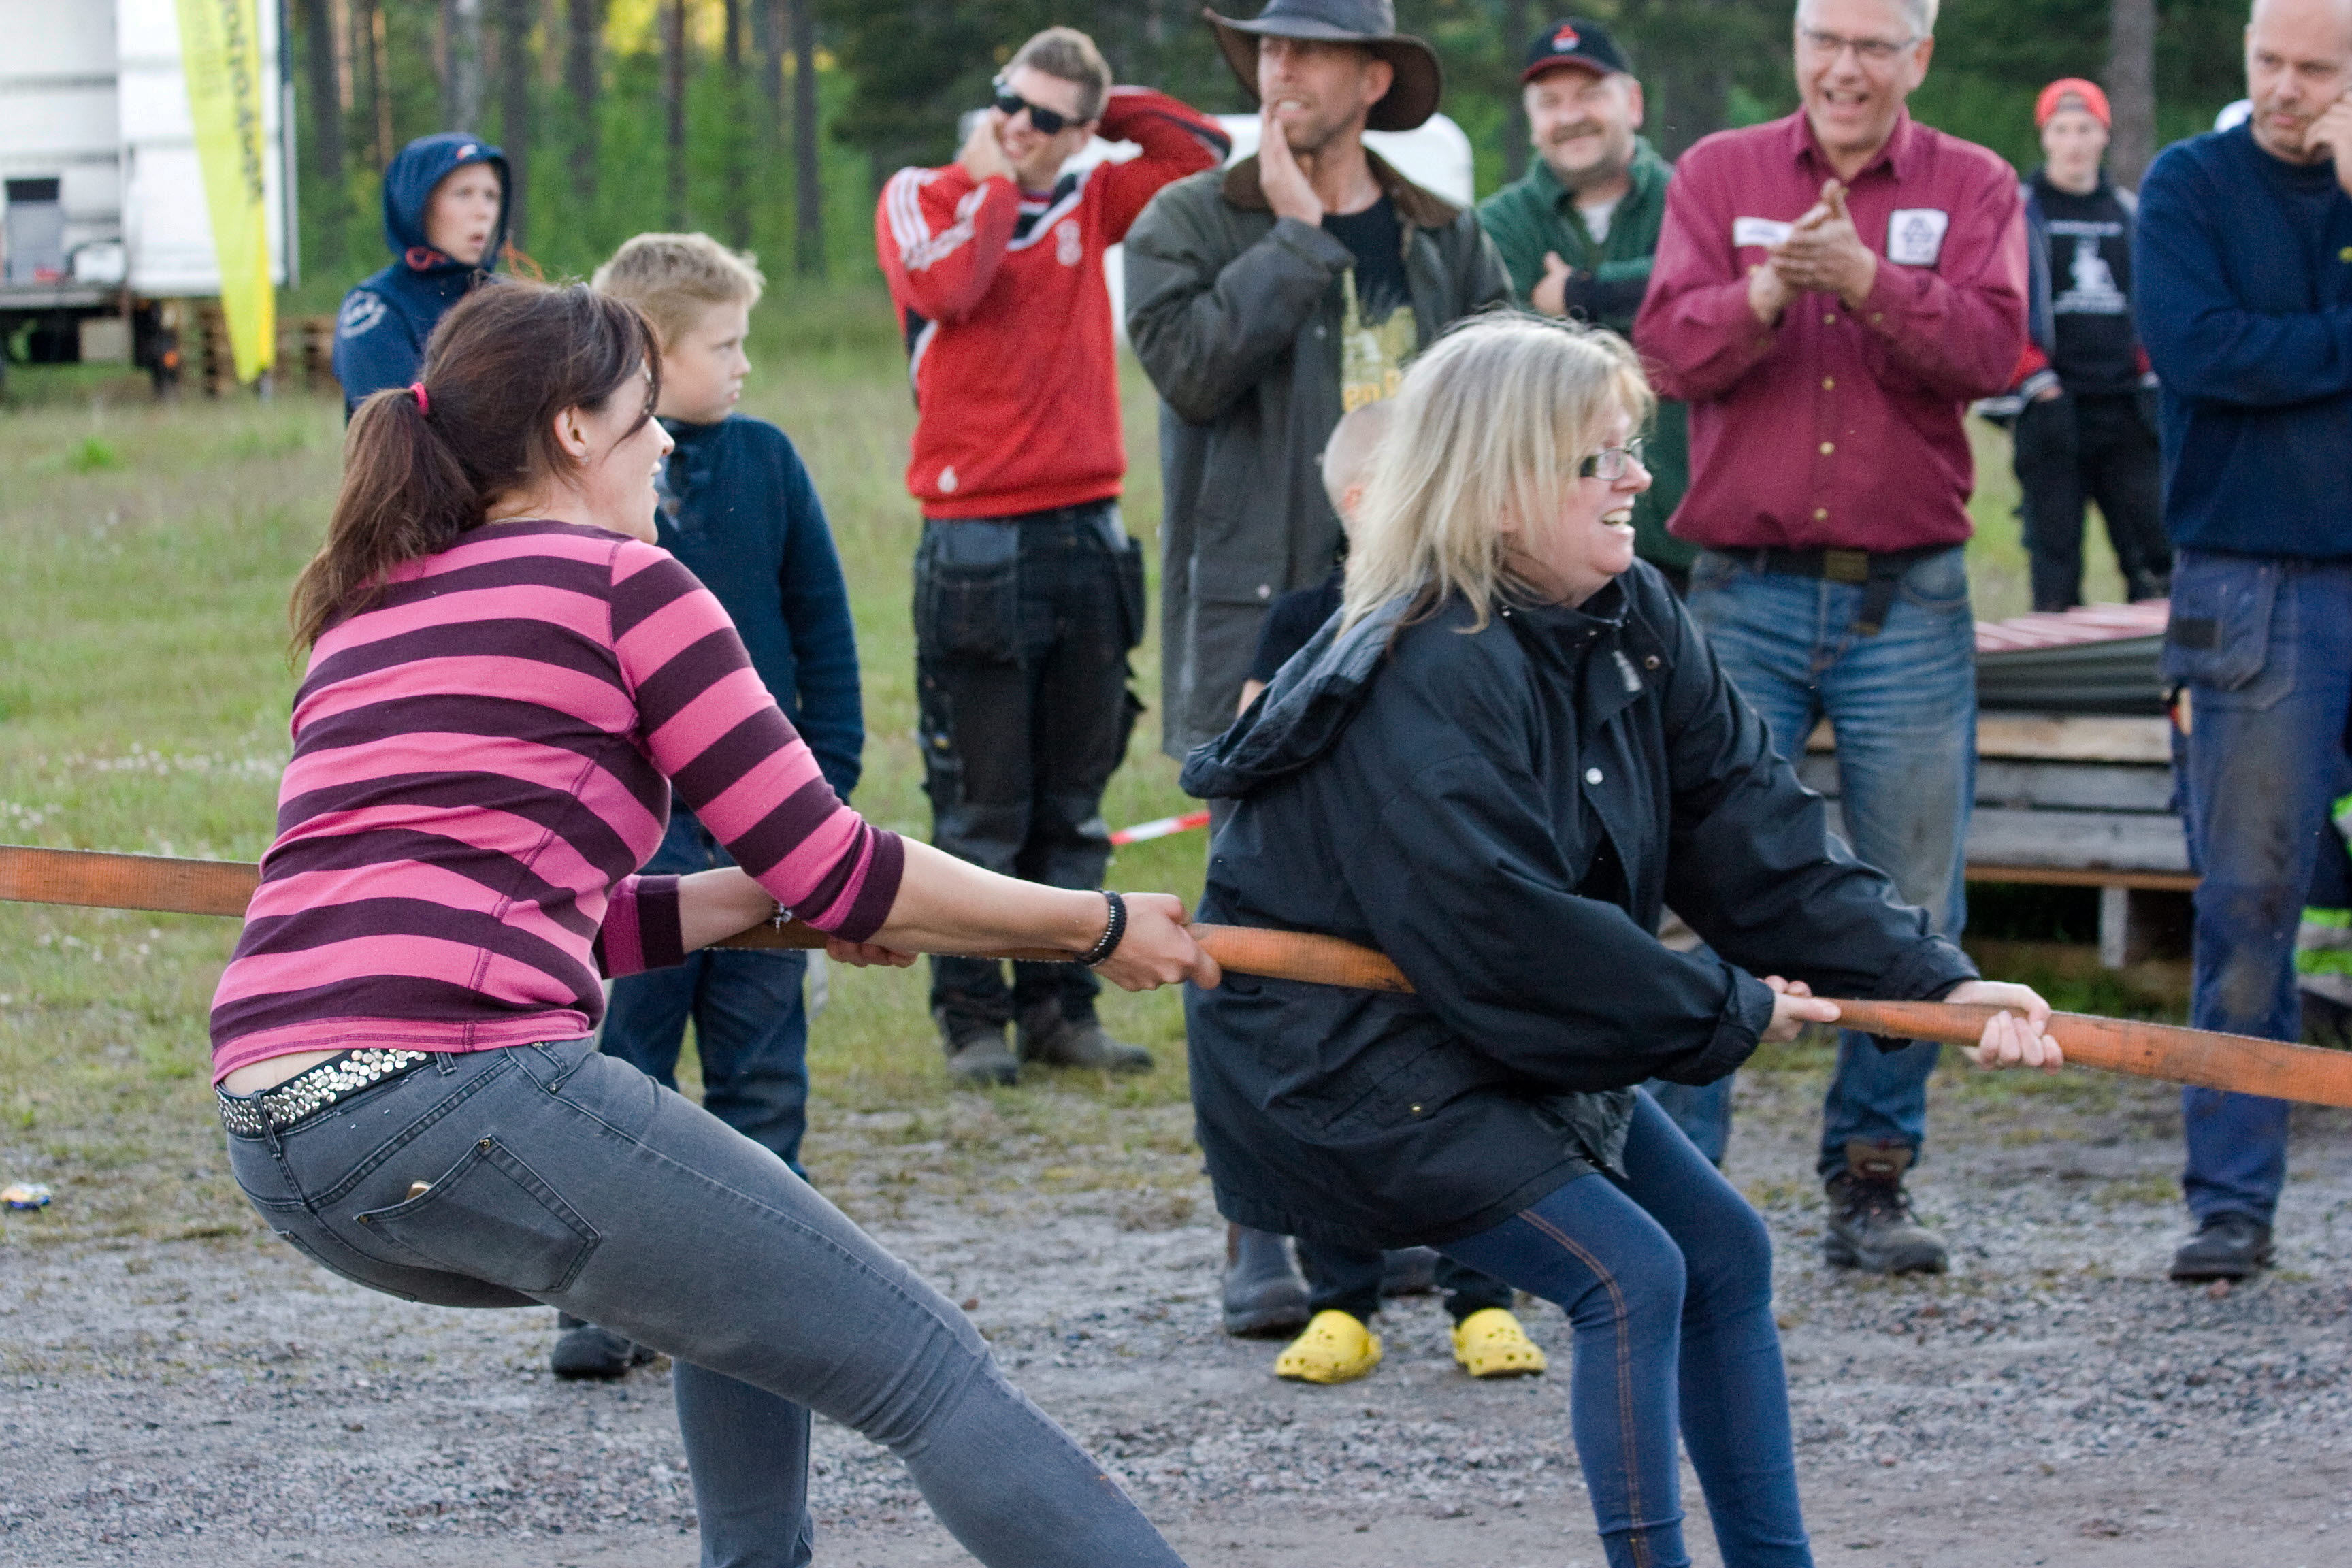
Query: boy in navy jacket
331 133 508 415
555 235 864 1392
2134 0 2352 1284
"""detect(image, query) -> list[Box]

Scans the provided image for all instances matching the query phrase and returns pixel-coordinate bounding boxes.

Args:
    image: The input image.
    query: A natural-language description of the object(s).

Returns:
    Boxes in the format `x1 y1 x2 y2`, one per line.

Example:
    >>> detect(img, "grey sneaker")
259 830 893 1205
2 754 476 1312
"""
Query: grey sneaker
551 1314 655 1380
1823 1143 1948 1275
936 1008 1019 1088
1015 1002 1154 1073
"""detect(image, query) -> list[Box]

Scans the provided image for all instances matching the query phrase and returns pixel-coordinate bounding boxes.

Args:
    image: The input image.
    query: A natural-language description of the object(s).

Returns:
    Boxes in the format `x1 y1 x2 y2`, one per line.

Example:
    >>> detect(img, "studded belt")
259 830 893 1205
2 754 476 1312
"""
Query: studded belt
216 1048 434 1138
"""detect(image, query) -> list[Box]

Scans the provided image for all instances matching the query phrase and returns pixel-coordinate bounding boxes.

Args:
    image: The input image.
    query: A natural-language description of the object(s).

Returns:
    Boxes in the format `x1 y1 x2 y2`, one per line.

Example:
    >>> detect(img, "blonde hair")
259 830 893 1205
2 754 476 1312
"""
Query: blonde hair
1320 399 1394 522
591 232 766 350
1341 314 1654 632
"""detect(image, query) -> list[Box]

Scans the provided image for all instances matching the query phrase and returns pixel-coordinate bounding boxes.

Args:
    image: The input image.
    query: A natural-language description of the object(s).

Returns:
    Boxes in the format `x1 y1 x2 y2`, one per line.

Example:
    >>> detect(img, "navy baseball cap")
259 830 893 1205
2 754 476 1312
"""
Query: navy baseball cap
1521 18 1631 82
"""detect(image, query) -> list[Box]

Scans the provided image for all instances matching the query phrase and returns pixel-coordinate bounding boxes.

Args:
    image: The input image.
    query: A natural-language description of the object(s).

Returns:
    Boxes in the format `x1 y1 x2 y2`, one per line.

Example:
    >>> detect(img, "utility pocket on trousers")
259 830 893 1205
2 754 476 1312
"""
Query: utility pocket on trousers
2163 555 2287 706
914 520 1021 664
359 1137 600 1294
1111 532 1147 653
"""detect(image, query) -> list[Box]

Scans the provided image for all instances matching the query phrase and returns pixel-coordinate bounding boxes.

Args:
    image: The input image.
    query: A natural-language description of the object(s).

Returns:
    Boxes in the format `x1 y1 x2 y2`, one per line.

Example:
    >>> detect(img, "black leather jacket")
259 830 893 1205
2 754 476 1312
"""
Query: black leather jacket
1179 565 1976 1250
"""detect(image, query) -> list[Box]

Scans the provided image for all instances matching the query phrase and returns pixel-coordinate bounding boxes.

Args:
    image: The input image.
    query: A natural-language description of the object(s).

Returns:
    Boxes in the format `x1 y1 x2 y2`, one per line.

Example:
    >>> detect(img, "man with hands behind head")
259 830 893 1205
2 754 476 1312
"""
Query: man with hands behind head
877 28 1228 1088
1637 0 2027 1278
2134 0 2352 1284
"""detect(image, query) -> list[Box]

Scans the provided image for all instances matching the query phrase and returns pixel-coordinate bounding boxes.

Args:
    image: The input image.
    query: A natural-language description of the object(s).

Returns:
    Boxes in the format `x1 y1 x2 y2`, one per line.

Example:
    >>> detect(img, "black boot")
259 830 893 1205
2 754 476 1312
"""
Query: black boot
1222 1224 1311 1337
2170 1213 2273 1281
1823 1142 1948 1275
550 1313 655 1380
1379 1246 1440 1298
936 1007 1018 1088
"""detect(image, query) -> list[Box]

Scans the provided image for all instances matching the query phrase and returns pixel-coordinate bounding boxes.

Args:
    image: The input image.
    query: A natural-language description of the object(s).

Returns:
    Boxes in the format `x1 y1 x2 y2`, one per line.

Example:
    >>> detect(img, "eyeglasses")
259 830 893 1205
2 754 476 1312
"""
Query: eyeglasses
1797 25 1918 65
1577 438 1646 481
992 76 1075 135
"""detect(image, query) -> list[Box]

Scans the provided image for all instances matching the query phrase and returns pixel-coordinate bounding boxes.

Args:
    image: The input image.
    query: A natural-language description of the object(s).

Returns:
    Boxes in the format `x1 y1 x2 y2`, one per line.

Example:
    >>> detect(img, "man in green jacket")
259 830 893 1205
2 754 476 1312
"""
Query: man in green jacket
1125 0 1511 768
1478 17 1693 587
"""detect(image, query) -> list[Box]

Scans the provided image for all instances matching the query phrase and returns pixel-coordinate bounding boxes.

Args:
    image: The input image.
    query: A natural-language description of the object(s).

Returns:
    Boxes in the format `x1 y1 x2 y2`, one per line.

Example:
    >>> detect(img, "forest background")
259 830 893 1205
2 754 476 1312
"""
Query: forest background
289 0 2257 313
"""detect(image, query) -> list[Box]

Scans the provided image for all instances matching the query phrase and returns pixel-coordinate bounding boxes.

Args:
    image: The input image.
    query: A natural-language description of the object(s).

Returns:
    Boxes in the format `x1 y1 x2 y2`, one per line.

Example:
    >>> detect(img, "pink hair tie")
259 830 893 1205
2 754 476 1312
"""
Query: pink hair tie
410 382 429 415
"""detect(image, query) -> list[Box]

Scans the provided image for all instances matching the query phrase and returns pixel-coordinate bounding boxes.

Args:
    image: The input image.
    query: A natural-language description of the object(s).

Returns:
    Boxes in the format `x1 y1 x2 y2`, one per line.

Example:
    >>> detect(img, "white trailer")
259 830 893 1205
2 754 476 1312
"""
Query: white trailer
0 0 295 389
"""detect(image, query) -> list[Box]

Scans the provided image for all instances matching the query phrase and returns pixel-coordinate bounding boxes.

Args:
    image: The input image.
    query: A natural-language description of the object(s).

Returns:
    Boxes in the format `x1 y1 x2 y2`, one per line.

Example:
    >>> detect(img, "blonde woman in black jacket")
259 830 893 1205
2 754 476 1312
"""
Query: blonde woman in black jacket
1181 314 2059 1568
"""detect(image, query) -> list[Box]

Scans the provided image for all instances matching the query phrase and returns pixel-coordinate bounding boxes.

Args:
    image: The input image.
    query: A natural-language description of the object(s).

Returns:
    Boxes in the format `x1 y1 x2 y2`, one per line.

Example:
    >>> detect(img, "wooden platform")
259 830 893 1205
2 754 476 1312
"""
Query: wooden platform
1802 712 2189 967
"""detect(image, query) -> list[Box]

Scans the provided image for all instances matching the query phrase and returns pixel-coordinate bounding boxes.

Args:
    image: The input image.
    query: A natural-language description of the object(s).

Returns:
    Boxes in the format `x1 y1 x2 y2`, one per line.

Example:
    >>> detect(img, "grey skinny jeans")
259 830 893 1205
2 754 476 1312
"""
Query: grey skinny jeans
225 1038 1181 1568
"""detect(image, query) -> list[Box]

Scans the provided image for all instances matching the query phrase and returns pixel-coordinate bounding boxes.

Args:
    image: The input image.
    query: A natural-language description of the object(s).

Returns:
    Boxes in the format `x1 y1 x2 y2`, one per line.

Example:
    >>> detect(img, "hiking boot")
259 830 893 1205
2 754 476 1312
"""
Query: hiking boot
2169 1213 2273 1281
1380 1245 1440 1298
550 1314 655 1380
1015 1002 1154 1073
1222 1224 1311 1337
936 1008 1018 1088
1823 1142 1948 1275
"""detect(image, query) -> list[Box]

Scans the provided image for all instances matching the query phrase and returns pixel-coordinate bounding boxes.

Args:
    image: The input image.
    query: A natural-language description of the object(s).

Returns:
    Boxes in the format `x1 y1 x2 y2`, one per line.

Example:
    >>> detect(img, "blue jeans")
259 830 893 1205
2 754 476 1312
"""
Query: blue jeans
1685 549 1976 1179
225 1041 1183 1568
603 805 813 1174
2165 551 2352 1225
1440 1094 1811 1568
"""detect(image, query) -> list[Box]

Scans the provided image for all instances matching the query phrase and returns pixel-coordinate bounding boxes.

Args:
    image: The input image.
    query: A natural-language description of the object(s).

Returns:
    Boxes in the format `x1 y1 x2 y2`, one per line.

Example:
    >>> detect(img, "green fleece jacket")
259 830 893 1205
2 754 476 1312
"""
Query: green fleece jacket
1479 140 1692 571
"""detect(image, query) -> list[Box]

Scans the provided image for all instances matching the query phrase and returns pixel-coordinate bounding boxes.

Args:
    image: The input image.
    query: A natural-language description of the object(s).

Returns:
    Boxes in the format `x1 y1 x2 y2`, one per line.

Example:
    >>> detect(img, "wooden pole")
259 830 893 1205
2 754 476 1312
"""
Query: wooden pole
11 845 2352 1109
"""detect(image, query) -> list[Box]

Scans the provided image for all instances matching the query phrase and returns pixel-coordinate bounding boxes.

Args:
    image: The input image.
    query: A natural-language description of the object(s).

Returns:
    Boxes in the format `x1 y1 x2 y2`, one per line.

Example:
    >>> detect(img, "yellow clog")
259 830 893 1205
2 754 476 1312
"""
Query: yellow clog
1273 1309 1383 1384
1450 1307 1548 1378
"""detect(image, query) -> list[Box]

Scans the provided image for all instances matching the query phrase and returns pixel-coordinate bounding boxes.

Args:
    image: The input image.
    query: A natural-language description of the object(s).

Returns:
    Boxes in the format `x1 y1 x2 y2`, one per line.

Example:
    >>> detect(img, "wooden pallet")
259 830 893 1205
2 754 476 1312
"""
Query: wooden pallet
1803 712 2189 968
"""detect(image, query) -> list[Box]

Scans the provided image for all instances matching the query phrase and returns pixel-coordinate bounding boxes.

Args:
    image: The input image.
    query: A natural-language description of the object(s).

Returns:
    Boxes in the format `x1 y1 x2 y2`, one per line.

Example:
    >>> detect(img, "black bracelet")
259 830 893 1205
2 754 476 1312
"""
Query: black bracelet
1077 889 1126 967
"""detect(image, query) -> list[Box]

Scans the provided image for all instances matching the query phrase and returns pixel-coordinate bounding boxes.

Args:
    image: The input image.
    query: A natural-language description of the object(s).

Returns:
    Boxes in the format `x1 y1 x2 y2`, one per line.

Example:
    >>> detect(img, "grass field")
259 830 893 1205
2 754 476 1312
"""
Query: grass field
0 284 2143 1251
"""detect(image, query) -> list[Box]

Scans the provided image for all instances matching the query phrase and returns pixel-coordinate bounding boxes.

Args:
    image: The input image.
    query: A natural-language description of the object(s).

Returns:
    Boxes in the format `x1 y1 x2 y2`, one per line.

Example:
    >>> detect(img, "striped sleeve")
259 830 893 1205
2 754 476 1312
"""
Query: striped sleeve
594 873 685 977
876 164 1019 325
608 540 904 941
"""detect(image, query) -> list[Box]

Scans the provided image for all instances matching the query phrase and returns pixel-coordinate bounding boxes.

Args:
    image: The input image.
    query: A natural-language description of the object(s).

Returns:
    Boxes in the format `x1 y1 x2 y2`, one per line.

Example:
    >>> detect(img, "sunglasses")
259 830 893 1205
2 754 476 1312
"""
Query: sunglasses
992 76 1078 135
1577 438 1646 481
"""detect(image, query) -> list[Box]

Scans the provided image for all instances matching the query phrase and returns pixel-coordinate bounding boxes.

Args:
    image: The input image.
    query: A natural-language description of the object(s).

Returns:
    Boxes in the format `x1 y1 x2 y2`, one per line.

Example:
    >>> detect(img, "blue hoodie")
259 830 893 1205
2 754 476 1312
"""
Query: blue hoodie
2134 122 2352 558
331 133 510 415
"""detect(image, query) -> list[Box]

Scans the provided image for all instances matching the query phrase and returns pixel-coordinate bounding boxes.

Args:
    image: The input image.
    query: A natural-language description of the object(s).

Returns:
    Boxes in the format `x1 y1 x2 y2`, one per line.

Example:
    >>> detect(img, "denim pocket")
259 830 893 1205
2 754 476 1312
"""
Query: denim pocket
914 520 1021 663
360 1136 600 1294
1896 547 1972 612
2163 555 2285 702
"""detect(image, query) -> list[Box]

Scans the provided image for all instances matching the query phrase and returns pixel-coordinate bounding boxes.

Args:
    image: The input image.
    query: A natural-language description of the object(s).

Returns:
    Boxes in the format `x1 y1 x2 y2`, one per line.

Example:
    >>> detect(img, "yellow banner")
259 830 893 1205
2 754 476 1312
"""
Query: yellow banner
178 0 274 381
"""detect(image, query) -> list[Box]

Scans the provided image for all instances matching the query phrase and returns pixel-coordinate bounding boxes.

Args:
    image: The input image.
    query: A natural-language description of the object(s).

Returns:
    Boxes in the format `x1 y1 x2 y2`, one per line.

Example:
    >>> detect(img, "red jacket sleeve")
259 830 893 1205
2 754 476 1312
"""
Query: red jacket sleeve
1092 88 1232 242
1634 149 1782 403
875 163 1020 327
1855 169 2028 401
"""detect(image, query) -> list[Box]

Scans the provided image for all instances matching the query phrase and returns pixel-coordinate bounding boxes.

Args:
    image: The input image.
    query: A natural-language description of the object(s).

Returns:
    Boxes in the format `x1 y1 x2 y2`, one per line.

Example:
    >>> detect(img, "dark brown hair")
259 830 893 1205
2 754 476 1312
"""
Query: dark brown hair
289 280 660 650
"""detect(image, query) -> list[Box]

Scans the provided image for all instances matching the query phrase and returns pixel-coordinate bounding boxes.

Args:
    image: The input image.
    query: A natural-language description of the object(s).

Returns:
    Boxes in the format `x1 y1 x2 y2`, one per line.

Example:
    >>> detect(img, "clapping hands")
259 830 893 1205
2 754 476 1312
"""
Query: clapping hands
1746 178 1880 324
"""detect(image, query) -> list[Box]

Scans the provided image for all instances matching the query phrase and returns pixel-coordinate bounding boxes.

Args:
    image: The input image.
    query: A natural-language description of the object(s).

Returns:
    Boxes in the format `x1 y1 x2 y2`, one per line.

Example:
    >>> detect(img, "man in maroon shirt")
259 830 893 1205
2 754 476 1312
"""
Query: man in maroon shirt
1635 0 2026 1277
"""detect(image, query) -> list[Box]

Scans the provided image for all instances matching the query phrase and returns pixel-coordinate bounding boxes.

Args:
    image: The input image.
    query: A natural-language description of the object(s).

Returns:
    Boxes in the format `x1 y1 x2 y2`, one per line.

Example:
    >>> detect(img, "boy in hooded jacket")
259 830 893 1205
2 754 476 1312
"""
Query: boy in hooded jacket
332 133 509 416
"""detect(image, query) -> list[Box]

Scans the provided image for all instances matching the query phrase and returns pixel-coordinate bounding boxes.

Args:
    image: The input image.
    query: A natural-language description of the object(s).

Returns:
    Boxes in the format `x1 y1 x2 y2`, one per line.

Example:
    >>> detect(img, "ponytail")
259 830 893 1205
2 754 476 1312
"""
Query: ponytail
289 280 659 653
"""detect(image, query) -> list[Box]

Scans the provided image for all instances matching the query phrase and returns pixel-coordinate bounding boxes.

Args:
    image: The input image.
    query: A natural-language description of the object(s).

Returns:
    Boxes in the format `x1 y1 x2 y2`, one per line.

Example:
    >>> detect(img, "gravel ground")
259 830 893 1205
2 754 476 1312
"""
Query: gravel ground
5 1060 2351 1567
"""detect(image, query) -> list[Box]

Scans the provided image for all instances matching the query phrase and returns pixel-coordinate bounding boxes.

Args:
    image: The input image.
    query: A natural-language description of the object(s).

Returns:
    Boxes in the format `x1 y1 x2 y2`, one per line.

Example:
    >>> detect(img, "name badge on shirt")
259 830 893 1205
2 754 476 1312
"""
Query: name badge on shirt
1733 216 1793 249
1886 208 1950 266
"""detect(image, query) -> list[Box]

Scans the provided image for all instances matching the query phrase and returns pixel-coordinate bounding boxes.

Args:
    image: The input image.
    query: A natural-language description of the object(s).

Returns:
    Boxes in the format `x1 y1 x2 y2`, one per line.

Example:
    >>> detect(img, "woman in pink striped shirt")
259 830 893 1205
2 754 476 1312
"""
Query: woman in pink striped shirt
212 282 1214 1568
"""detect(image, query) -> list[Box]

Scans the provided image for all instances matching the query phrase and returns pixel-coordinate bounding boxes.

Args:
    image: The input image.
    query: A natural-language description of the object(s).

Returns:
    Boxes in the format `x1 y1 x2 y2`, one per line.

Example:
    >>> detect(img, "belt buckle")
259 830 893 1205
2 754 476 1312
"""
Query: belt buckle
1823 548 1870 584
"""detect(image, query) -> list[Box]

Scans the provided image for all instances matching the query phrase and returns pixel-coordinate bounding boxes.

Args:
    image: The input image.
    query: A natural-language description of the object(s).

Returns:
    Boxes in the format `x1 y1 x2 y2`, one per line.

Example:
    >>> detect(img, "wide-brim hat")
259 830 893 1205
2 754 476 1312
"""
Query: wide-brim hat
1204 0 1443 133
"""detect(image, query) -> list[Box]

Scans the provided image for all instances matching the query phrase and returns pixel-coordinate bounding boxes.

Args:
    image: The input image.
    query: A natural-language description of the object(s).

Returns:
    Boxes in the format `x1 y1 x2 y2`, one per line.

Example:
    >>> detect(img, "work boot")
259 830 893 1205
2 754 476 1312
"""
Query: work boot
1379 1245 1439 1297
936 1007 1018 1088
550 1314 655 1380
1823 1142 1948 1275
1015 1001 1154 1073
2169 1213 2274 1281
1222 1224 1311 1337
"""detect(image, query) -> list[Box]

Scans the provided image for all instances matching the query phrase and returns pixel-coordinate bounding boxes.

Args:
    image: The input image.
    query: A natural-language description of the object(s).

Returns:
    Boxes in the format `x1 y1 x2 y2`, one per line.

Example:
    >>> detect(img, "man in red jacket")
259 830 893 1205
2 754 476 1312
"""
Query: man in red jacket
877 28 1228 1085
1634 0 2026 1277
